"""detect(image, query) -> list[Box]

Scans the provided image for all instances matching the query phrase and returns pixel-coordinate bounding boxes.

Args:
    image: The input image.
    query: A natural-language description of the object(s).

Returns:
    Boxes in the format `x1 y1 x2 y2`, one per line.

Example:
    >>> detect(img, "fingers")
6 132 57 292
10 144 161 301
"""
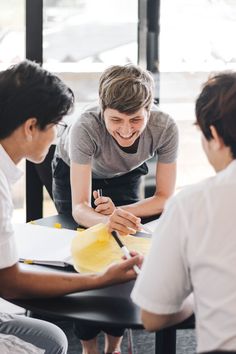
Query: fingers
122 255 142 270
95 199 114 213
104 255 143 284
119 255 143 280
107 208 141 235
93 190 98 199
94 195 115 215
124 251 144 269
122 250 138 258
93 190 115 210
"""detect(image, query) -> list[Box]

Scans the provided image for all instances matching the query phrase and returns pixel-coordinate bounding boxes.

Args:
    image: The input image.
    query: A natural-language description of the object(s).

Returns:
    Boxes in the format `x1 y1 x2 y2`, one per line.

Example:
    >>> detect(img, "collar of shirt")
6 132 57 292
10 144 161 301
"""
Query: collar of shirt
0 144 23 185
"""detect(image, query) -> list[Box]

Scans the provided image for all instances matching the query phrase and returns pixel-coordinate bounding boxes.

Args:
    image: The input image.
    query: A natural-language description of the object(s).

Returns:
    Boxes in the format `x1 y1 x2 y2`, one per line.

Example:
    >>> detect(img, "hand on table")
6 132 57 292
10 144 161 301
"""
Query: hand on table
107 208 141 236
103 254 143 284
93 190 116 215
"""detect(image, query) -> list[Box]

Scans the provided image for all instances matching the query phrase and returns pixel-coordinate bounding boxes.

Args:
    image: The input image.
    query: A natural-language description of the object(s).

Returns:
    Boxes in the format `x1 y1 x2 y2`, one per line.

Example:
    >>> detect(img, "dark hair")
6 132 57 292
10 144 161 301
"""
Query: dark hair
99 64 154 114
195 72 236 158
0 60 74 139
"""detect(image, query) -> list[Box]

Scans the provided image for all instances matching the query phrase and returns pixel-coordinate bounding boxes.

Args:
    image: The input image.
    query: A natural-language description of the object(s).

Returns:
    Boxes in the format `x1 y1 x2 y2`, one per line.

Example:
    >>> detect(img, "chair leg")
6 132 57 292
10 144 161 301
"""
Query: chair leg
127 329 134 354
25 309 33 317
155 328 176 354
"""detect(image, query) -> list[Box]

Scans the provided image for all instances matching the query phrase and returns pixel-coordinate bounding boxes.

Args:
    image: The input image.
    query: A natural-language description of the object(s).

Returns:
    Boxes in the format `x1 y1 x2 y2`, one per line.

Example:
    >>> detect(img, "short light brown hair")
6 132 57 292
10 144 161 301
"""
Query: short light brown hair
99 64 154 114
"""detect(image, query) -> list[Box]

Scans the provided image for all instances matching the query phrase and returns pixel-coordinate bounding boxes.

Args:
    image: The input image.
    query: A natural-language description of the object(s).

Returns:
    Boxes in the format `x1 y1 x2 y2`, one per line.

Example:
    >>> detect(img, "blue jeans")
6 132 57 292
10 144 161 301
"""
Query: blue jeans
0 313 67 353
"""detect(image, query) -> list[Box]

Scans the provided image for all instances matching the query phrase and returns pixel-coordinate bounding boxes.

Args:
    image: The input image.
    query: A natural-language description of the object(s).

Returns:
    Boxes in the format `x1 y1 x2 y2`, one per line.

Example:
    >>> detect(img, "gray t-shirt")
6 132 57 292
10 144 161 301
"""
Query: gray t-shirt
56 105 178 179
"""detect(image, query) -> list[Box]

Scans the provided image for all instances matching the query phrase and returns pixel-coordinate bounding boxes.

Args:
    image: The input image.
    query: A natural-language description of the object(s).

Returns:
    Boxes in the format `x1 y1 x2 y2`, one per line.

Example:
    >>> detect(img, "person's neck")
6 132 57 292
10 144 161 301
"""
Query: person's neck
114 137 140 154
214 149 234 173
0 136 22 165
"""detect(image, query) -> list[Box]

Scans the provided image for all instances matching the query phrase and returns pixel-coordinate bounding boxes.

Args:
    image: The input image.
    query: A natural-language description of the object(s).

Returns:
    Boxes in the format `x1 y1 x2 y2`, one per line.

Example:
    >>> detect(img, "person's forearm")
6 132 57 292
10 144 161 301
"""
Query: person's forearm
2 264 109 300
120 194 167 218
142 294 194 332
72 202 109 228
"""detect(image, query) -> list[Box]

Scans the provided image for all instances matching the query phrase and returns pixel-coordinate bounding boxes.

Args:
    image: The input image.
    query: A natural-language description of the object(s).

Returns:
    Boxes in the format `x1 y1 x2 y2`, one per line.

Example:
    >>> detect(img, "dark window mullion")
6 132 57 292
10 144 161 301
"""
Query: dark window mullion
25 0 43 222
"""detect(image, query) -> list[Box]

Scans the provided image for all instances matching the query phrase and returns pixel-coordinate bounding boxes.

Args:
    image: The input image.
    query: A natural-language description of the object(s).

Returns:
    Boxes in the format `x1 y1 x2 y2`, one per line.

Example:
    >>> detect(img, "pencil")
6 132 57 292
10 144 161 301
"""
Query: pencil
111 230 141 275
97 189 103 197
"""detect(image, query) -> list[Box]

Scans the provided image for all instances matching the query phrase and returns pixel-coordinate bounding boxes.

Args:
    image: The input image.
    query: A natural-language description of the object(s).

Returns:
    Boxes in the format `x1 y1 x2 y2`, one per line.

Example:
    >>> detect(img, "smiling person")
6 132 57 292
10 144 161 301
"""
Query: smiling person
0 60 142 354
52 64 179 235
52 64 178 354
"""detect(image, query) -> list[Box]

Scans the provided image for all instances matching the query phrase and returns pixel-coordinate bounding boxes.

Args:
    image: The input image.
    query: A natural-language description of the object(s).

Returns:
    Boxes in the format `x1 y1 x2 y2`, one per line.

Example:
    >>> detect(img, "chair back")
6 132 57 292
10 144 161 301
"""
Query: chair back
34 144 56 200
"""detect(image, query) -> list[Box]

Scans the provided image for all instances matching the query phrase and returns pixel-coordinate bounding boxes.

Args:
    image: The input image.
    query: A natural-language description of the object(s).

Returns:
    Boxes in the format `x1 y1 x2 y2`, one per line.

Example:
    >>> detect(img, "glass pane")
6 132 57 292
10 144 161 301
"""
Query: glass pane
43 0 138 104
0 0 26 222
44 0 138 66
0 0 25 65
159 0 236 188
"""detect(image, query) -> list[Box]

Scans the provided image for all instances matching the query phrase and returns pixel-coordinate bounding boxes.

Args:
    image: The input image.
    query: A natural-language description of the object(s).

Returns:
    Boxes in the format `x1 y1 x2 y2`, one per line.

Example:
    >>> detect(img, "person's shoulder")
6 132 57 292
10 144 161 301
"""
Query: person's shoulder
81 104 100 118
214 160 236 185
149 106 176 129
147 106 178 143
173 177 213 209
73 105 103 130
178 162 236 204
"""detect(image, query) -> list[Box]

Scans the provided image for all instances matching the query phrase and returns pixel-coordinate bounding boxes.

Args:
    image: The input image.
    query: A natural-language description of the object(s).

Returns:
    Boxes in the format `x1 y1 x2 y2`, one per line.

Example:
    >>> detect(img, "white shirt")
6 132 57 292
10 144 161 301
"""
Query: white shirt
0 145 44 353
132 160 236 353
0 144 22 269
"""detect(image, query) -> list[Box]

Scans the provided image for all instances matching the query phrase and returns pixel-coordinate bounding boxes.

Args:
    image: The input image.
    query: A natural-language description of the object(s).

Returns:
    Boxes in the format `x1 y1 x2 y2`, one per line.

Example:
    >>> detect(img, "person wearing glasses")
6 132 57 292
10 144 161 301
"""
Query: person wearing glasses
52 64 178 354
132 72 236 354
56 121 68 138
0 60 142 354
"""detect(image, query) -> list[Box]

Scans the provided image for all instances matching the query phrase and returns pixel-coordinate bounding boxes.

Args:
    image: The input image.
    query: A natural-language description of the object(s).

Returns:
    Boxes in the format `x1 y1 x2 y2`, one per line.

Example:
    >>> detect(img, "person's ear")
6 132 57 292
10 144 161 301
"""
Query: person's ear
209 125 224 151
24 118 38 141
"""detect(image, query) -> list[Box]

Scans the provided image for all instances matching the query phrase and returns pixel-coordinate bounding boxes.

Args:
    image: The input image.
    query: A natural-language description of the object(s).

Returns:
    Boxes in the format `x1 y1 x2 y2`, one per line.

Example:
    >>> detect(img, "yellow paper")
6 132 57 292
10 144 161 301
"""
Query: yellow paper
71 223 151 273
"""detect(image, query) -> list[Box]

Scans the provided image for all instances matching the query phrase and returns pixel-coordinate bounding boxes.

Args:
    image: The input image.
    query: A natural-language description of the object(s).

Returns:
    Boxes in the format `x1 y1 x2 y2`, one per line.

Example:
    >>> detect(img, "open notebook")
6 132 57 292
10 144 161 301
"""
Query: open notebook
14 223 77 268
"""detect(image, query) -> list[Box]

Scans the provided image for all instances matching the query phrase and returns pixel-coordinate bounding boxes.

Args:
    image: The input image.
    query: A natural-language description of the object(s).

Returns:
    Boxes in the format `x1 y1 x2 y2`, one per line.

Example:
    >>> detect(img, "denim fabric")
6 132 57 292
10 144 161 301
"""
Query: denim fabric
52 156 72 214
52 155 148 214
0 313 67 354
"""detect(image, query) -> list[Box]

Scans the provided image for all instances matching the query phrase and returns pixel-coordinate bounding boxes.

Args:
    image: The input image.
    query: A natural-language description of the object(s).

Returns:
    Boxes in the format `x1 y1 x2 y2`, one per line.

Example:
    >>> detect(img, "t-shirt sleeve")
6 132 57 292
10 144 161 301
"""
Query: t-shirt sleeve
69 119 96 165
0 179 18 269
157 118 179 164
131 196 192 314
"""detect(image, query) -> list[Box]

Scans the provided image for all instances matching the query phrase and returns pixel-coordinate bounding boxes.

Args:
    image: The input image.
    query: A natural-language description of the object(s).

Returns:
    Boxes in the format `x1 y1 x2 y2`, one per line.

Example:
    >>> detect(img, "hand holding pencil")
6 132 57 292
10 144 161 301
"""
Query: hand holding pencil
94 189 143 236
93 189 116 215
111 231 141 274
107 208 141 236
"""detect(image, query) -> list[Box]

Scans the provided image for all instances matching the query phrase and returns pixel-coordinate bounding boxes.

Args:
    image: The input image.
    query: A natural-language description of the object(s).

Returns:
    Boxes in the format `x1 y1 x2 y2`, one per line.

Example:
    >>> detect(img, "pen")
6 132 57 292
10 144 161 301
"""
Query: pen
140 223 152 235
20 258 34 264
111 230 141 275
97 189 103 198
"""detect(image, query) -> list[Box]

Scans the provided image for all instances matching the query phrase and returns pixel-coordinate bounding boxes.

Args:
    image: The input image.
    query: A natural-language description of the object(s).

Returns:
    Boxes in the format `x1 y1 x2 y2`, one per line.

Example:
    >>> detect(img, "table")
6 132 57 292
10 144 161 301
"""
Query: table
12 214 195 354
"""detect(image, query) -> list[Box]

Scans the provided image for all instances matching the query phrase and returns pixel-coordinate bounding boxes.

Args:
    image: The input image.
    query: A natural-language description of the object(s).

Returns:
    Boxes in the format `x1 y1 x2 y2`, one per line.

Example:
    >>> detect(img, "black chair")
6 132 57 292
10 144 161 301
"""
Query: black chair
34 144 56 199
155 315 195 354
26 144 56 221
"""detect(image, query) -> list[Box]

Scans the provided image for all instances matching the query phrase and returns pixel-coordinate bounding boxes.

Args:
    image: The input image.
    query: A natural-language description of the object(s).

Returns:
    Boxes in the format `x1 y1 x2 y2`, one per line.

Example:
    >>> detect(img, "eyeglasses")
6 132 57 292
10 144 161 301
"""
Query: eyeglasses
56 122 68 138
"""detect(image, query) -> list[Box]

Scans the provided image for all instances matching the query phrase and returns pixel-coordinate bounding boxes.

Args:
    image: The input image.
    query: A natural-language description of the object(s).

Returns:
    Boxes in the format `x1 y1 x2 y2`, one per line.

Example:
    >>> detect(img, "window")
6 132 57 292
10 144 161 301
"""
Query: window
159 0 236 188
43 0 138 104
0 1 26 221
